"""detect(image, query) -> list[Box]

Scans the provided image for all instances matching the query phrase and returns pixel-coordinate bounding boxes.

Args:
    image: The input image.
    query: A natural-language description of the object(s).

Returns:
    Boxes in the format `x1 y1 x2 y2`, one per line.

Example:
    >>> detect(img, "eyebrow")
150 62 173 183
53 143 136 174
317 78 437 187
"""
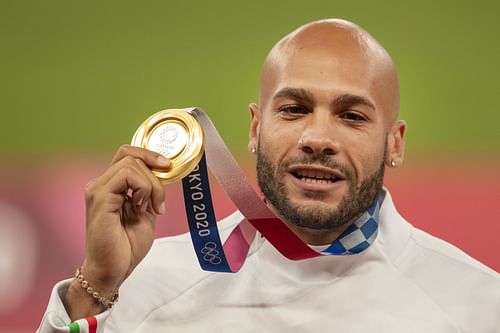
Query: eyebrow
333 94 376 111
273 87 376 111
273 87 315 104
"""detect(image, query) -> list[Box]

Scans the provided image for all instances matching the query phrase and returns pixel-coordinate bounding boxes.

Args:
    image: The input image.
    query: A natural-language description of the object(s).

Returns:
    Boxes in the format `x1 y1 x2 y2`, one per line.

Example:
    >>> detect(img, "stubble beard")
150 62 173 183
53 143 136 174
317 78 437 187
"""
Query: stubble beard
256 144 386 231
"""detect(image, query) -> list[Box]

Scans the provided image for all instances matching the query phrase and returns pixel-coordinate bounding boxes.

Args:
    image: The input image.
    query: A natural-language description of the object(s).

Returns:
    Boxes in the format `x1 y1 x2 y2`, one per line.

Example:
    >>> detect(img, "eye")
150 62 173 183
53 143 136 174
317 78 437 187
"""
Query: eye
278 104 309 116
339 111 367 122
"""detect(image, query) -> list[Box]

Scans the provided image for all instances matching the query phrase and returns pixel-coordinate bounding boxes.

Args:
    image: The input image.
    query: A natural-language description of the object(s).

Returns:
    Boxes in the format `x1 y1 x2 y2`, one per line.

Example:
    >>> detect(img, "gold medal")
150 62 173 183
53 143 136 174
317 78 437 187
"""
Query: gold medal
131 108 205 184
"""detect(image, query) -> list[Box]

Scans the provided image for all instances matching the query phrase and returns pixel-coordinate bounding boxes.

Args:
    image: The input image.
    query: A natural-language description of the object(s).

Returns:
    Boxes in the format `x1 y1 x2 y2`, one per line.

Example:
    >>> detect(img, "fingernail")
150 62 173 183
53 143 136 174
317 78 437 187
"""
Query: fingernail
159 202 165 214
157 156 170 166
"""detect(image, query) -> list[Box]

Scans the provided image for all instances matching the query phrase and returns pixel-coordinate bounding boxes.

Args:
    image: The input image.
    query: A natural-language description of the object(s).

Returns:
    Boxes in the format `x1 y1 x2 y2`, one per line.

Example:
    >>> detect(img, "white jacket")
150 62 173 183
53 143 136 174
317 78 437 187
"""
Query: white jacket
38 190 500 332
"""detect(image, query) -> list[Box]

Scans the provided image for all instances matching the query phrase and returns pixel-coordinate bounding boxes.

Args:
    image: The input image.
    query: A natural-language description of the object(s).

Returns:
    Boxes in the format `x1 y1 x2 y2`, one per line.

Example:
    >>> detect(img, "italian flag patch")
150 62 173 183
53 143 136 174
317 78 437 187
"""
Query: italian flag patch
67 316 97 333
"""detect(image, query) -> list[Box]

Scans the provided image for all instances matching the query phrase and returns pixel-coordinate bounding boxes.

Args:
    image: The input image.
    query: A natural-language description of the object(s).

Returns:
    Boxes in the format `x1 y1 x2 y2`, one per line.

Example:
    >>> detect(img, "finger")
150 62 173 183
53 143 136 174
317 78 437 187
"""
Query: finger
91 156 141 196
126 158 161 214
103 164 153 212
94 145 170 191
135 158 165 214
110 144 171 170
85 158 142 212
115 160 167 216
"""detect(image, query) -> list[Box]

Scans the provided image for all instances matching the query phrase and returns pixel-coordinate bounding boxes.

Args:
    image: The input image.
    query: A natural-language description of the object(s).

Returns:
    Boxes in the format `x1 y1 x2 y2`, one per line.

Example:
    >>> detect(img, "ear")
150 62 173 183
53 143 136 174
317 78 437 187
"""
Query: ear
248 103 261 153
386 120 407 167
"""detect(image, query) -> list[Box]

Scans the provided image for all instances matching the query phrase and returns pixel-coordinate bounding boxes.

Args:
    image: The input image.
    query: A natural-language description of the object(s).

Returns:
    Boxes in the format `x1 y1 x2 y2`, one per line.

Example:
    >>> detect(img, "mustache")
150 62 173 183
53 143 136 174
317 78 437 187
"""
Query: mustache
280 154 355 180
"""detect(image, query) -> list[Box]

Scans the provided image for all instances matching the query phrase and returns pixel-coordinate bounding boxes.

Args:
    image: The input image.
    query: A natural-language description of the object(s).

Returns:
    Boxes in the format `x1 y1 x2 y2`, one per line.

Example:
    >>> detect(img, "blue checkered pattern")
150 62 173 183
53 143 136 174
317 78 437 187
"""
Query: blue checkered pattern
321 195 382 256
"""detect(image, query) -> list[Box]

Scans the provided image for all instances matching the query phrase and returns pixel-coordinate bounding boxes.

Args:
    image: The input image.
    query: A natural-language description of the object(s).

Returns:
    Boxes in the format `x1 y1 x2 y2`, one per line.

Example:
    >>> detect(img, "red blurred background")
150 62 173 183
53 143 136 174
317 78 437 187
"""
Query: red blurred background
0 157 499 332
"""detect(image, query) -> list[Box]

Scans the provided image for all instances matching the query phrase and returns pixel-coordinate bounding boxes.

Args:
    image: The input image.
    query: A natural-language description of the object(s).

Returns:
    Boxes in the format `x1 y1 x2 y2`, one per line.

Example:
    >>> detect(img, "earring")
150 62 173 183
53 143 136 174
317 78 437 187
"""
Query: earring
251 146 256 154
390 159 397 167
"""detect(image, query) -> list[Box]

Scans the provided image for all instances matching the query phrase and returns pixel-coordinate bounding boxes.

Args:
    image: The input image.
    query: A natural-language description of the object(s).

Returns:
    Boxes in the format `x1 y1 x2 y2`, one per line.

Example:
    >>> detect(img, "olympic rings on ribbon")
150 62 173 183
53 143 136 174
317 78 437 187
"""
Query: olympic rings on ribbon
200 241 222 264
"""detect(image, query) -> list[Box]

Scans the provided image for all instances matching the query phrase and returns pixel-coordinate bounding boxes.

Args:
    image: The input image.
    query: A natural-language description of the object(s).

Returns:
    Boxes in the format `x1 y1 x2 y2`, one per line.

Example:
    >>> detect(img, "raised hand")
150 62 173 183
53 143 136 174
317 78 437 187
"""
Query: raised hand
64 145 170 320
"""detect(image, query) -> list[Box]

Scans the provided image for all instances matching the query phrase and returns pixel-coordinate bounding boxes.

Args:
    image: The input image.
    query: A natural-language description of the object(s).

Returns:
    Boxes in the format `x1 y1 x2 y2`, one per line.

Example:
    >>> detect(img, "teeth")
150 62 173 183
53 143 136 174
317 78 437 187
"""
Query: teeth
297 170 334 180
301 177 334 184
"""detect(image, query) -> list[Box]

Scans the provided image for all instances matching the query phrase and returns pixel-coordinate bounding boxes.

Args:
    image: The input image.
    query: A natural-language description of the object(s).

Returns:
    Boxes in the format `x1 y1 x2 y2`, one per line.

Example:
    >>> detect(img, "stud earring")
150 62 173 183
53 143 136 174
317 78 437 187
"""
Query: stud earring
251 146 256 154
390 159 397 167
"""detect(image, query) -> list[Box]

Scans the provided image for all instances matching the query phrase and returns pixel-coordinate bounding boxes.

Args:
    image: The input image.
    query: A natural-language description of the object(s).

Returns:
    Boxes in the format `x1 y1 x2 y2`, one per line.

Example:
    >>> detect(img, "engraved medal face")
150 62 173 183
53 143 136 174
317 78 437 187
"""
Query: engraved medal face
131 109 204 184
149 122 188 159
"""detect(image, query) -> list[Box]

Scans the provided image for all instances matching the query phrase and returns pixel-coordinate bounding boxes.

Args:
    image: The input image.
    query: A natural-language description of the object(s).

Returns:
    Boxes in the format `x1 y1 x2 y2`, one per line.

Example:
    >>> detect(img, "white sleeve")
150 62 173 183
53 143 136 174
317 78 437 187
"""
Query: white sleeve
37 279 112 333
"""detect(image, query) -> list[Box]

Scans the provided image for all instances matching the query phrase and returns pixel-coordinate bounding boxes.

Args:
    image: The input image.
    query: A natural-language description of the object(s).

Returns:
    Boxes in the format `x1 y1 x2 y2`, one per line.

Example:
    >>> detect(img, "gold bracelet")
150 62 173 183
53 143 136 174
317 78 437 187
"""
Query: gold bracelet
74 267 119 309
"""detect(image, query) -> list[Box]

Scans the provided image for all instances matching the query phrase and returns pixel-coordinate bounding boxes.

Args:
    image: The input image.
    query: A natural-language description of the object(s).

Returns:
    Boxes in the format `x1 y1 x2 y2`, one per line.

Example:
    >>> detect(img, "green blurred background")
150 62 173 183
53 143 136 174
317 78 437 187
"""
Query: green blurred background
1 0 499 157
0 1 499 332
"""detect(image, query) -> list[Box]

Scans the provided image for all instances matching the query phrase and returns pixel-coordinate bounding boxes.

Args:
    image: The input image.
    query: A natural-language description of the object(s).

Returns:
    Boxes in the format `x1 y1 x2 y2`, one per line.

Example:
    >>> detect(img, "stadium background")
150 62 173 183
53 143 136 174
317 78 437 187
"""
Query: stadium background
0 1 498 331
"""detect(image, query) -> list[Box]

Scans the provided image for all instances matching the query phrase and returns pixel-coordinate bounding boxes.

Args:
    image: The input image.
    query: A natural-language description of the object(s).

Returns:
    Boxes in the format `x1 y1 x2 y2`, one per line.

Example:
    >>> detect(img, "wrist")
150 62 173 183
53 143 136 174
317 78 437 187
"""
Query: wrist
74 267 119 309
65 278 108 320
63 263 122 320
80 261 123 293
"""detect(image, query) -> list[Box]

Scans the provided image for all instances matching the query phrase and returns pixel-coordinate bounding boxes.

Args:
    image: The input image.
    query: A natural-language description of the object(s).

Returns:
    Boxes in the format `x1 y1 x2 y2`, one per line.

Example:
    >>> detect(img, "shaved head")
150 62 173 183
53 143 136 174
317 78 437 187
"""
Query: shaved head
260 19 400 125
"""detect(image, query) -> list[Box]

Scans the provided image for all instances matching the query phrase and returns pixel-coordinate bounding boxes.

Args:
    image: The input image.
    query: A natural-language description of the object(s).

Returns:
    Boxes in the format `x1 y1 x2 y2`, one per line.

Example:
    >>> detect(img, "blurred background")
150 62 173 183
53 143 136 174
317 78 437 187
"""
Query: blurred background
1 0 499 331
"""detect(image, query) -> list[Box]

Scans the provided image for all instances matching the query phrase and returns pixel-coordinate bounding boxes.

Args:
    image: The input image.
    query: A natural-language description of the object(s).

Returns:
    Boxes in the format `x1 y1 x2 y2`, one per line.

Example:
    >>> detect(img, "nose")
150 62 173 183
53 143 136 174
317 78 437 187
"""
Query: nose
298 112 339 156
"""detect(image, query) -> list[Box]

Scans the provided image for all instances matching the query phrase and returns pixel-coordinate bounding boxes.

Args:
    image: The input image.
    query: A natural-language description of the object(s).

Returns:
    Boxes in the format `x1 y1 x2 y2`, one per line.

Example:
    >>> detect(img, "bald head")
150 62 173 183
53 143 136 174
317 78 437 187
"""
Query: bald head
259 19 400 124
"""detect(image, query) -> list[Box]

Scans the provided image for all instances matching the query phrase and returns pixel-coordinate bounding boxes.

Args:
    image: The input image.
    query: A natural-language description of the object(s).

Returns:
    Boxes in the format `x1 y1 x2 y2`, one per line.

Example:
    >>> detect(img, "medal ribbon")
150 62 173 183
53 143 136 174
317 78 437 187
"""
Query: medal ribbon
181 107 378 272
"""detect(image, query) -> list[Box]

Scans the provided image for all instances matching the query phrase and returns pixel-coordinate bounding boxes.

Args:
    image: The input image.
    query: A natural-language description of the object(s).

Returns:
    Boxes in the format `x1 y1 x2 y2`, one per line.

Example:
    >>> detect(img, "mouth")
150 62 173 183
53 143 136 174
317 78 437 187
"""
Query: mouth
288 165 345 185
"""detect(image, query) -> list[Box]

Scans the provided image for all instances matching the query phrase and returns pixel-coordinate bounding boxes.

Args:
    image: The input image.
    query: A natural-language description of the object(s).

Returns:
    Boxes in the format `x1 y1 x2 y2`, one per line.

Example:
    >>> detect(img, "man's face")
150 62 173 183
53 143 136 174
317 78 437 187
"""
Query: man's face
252 42 395 233
256 140 385 231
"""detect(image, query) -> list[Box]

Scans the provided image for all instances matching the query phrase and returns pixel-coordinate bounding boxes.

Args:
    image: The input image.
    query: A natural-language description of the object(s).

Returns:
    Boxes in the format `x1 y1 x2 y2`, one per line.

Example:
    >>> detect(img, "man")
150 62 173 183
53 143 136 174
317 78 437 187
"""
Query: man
38 19 500 332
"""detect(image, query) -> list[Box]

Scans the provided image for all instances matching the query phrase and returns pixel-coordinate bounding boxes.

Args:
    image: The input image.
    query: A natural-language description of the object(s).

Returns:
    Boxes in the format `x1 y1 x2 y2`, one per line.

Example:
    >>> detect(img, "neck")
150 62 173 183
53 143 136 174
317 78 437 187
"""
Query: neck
265 204 359 246
286 223 354 246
